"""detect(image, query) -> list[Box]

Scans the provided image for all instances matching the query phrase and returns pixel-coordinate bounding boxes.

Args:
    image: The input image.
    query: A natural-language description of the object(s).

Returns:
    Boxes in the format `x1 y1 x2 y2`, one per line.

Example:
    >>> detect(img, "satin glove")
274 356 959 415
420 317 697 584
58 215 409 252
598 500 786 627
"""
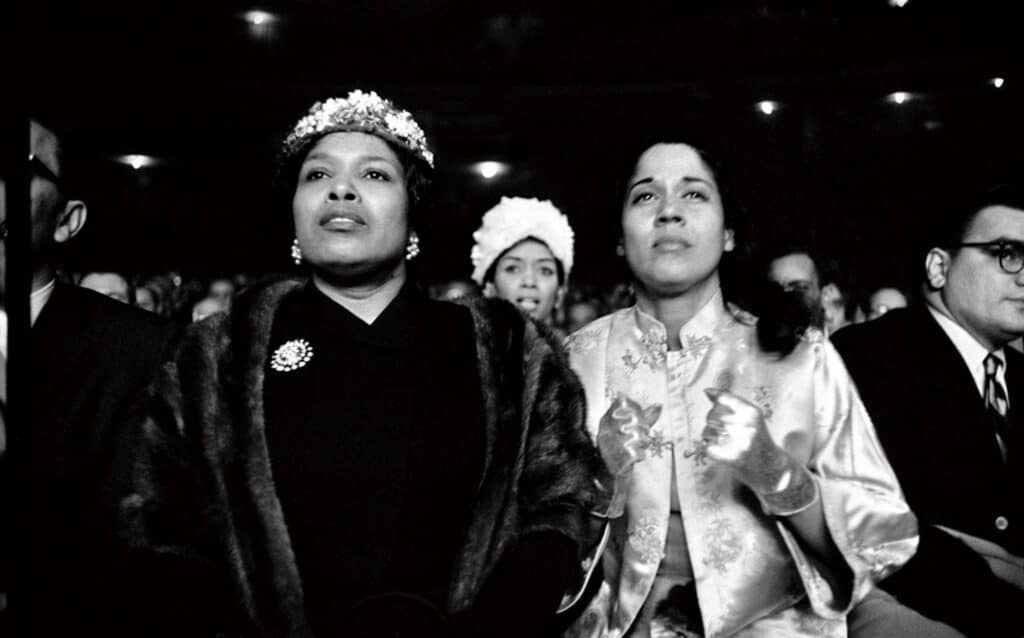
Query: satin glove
702 388 818 516
597 395 662 518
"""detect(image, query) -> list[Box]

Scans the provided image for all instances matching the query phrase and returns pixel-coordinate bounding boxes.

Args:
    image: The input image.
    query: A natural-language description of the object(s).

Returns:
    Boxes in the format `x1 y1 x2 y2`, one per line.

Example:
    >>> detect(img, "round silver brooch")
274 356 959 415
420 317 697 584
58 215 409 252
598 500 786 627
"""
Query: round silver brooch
271 338 314 372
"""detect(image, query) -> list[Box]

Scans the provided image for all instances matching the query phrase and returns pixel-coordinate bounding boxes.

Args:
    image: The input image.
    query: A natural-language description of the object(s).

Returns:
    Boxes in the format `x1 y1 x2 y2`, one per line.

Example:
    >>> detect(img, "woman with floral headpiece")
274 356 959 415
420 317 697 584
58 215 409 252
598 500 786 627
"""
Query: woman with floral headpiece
563 141 922 637
113 90 608 638
470 196 575 331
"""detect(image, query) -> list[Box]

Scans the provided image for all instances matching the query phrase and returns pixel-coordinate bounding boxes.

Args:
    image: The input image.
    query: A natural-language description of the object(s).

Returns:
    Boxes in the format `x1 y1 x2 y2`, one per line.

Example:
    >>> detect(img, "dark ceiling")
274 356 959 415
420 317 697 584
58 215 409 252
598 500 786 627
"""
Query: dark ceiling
28 0 1024 291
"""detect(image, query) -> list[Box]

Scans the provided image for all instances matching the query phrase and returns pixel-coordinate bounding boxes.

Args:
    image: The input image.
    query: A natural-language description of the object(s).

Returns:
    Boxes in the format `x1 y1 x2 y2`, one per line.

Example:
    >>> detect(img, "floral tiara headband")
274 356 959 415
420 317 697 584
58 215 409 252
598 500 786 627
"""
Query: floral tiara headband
470 196 575 285
280 89 434 169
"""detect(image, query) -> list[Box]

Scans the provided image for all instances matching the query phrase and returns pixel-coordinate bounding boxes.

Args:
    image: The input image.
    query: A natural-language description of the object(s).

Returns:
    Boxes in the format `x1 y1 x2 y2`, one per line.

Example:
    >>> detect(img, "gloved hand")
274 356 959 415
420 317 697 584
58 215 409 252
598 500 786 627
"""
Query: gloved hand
702 387 818 516
597 395 661 518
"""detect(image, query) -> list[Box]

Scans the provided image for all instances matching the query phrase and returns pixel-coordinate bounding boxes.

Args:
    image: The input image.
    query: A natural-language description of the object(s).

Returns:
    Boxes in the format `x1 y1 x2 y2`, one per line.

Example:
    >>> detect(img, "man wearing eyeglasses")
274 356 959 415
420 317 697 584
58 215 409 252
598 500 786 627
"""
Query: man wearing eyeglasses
18 119 175 636
832 185 1024 637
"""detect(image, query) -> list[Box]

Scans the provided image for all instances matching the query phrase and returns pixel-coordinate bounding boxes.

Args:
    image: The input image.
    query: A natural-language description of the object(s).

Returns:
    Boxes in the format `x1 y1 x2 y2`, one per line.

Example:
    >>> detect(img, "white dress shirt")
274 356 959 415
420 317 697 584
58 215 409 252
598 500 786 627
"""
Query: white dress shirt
927 305 1008 405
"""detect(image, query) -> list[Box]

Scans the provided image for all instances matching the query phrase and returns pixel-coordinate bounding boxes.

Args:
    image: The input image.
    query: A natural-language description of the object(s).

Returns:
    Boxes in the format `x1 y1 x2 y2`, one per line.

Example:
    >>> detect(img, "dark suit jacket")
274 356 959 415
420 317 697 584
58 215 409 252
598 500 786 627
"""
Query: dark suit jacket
23 282 175 635
832 305 1024 637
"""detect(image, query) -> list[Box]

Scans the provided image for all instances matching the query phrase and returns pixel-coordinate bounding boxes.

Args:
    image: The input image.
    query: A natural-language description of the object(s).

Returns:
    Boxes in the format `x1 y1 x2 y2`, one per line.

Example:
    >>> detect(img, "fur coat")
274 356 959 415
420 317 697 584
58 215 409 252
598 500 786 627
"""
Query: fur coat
115 278 608 637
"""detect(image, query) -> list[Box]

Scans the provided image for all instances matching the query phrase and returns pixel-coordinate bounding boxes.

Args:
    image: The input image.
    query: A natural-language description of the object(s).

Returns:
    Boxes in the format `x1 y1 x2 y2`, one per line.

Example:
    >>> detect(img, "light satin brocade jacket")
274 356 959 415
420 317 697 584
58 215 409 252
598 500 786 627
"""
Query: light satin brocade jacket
564 292 918 638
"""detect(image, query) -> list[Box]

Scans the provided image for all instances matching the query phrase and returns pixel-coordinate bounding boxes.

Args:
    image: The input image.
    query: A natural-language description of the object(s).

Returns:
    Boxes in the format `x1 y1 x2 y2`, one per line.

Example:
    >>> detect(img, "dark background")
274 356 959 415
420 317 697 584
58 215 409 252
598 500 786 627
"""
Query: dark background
29 0 1023 293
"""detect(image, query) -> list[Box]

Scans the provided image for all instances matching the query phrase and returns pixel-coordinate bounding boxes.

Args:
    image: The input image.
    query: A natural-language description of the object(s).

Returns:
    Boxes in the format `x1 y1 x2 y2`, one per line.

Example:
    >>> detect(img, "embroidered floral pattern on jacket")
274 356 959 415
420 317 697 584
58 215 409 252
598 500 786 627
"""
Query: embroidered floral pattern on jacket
753 386 774 421
622 329 667 375
641 429 674 458
629 514 666 565
565 326 602 356
701 518 743 574
680 334 713 361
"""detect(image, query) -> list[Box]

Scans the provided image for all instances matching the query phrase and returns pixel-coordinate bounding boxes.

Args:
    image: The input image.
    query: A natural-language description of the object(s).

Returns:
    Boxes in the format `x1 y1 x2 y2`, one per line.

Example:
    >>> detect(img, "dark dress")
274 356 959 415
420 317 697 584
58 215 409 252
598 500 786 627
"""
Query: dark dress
264 282 485 634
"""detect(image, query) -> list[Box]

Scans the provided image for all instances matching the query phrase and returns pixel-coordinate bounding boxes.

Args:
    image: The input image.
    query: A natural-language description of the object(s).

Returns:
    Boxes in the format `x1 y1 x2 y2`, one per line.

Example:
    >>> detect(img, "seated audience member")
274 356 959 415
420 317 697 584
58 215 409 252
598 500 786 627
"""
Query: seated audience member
866 285 909 321
764 244 857 335
832 184 1024 637
79 270 132 304
206 276 236 308
564 298 600 334
429 278 480 303
24 118 175 635
133 283 159 313
564 140 920 637
113 90 605 638
191 295 226 322
470 196 575 329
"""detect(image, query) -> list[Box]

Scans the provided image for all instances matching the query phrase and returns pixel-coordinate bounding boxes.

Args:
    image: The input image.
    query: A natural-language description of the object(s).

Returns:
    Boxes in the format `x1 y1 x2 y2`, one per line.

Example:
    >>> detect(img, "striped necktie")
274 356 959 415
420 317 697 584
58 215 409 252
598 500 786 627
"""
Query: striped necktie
983 353 1010 462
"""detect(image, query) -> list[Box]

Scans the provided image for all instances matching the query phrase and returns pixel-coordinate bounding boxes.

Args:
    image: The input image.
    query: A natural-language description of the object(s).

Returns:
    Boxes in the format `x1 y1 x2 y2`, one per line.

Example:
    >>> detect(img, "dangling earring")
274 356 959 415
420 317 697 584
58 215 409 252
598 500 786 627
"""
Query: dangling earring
291 238 303 265
405 232 421 260
615 240 625 257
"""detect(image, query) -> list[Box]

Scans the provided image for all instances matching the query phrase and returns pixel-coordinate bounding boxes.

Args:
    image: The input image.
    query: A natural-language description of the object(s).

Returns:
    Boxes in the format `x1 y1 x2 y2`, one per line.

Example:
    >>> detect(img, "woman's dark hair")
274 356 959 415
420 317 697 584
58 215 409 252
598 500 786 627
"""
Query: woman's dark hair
619 139 810 357
481 236 567 286
273 133 434 231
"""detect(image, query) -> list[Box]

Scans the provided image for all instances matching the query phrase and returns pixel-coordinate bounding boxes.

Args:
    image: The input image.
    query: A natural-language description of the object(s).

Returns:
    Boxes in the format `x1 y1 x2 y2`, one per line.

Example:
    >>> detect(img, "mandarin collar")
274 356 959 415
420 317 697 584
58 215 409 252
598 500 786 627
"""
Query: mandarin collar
631 288 729 354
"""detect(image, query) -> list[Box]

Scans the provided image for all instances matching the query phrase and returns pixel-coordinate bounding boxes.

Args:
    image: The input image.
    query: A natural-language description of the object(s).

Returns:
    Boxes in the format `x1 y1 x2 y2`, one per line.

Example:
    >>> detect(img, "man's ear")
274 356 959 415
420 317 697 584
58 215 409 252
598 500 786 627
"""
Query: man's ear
723 228 735 253
925 248 950 290
482 282 497 298
53 199 87 244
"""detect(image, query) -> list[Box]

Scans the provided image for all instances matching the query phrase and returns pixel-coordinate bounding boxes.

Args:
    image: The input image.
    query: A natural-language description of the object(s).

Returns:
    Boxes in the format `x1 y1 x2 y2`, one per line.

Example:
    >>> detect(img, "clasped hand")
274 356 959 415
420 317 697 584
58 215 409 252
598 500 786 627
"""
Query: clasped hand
702 388 817 515
596 395 662 517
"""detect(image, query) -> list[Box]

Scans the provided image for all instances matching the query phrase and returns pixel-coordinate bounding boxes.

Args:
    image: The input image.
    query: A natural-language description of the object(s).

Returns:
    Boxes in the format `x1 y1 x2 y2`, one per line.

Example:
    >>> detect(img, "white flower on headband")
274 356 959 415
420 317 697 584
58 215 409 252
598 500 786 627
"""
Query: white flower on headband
282 89 434 167
470 196 575 285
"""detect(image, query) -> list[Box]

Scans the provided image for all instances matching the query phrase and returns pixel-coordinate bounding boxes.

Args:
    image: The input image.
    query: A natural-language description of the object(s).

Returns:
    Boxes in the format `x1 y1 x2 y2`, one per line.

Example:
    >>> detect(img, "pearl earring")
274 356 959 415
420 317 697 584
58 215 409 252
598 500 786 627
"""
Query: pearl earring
405 232 421 260
291 238 303 265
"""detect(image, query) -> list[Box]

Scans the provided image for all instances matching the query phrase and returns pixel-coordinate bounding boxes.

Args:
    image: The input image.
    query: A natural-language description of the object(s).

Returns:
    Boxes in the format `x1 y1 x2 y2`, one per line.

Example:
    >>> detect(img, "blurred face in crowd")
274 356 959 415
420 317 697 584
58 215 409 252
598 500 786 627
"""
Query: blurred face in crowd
566 300 599 334
192 296 226 323
927 205 1024 351
134 286 157 313
486 238 564 323
622 143 734 299
868 287 908 321
80 272 131 303
436 280 478 303
207 278 235 306
292 132 410 285
768 253 821 305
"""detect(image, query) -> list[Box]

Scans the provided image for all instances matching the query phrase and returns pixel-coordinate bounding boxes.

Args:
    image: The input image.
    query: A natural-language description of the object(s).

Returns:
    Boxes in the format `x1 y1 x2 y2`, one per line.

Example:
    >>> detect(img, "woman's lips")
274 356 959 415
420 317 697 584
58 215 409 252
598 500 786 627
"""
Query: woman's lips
652 237 692 251
319 211 366 230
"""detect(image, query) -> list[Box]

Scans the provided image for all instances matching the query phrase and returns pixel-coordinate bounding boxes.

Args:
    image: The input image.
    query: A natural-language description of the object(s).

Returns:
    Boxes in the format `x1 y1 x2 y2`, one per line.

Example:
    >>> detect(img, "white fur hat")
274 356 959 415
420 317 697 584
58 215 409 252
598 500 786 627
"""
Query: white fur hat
470 197 574 285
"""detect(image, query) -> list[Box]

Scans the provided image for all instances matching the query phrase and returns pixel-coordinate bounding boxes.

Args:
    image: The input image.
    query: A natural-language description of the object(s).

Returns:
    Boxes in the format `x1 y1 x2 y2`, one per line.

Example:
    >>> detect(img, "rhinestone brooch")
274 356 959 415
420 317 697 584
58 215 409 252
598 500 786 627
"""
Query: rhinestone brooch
271 339 314 372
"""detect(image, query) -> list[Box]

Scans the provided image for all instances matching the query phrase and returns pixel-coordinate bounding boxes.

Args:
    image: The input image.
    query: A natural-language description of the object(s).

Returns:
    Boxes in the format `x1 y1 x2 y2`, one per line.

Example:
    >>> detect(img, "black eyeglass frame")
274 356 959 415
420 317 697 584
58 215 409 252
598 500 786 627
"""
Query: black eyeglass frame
951 240 1024 275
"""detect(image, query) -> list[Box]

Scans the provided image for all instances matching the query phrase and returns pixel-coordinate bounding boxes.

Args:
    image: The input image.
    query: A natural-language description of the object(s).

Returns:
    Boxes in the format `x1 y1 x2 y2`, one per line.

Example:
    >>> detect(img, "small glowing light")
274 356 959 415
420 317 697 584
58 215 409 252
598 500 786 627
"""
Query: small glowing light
756 100 778 115
474 161 507 180
889 0 909 7
887 91 912 105
118 154 157 170
990 77 1005 89
244 10 275 26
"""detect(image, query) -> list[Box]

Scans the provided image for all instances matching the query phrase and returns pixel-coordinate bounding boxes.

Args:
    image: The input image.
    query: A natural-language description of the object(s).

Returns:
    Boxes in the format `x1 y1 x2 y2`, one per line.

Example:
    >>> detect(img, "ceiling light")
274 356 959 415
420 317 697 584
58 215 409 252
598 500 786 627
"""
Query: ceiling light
756 100 779 115
474 161 507 180
244 10 275 26
118 154 157 170
886 91 912 105
990 77 1006 89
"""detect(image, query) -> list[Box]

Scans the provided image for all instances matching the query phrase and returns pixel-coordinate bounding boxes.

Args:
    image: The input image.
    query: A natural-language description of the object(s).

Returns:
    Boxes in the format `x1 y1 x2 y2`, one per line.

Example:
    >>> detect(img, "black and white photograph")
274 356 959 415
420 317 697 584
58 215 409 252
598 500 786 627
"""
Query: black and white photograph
3 1 1022 636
